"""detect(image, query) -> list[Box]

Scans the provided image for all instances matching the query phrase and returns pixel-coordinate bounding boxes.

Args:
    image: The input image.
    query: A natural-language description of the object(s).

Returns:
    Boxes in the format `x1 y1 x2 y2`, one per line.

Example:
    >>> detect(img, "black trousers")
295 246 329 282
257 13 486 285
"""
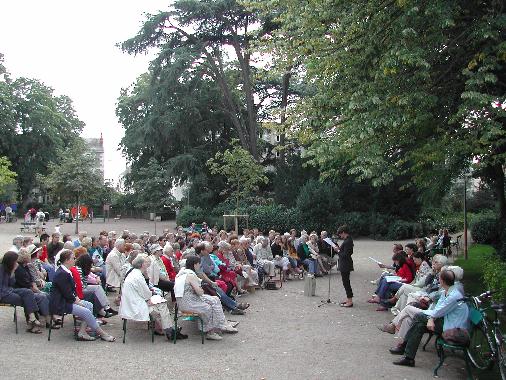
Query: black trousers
341 271 353 298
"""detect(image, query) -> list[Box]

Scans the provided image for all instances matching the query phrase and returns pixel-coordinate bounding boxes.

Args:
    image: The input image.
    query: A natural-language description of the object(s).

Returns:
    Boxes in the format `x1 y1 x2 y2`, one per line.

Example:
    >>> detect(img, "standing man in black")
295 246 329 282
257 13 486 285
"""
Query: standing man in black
334 225 354 307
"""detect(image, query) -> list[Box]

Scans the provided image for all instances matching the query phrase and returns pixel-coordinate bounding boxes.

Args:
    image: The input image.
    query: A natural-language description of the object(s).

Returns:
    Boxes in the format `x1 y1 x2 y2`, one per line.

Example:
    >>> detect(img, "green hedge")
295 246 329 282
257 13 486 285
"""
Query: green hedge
470 214 499 244
176 206 207 227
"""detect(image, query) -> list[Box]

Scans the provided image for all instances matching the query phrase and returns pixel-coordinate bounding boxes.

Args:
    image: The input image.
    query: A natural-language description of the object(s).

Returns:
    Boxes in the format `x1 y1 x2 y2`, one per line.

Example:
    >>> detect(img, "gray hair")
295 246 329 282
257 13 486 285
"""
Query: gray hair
132 243 142 251
115 238 125 248
131 253 149 269
13 235 23 244
217 241 231 250
128 250 140 264
203 241 213 250
446 265 464 281
432 254 448 266
81 237 92 248
163 244 174 254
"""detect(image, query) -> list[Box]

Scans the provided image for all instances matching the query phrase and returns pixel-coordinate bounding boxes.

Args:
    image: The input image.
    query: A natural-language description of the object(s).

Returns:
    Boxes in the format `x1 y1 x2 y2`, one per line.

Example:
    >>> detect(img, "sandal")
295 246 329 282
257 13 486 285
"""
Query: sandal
28 318 42 327
27 325 42 334
237 303 250 310
99 334 116 342
46 322 60 329
77 333 96 341
339 302 353 308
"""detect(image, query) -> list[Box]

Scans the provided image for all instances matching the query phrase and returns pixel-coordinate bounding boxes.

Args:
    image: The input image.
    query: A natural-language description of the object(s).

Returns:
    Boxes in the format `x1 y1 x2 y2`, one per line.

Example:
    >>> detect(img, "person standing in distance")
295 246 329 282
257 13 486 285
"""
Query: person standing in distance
334 225 354 307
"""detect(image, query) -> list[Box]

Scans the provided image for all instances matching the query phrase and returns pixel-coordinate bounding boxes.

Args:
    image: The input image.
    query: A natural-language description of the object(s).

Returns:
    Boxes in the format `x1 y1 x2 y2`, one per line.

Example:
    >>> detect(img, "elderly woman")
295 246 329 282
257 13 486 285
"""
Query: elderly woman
147 244 175 296
0 251 44 333
253 236 276 279
49 249 115 341
160 244 178 281
119 254 187 341
296 234 319 276
14 248 52 327
175 255 238 340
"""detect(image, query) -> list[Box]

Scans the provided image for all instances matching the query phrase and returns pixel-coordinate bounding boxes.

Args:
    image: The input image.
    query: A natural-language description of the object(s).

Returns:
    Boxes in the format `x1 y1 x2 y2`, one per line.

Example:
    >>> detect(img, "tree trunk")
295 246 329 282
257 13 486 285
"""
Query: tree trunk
279 69 293 162
492 164 506 222
75 192 80 234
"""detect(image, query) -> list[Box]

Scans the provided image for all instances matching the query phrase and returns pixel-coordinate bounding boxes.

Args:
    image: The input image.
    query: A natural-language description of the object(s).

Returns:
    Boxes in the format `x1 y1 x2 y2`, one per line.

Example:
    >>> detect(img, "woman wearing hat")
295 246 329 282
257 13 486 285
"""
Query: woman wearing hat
147 244 175 297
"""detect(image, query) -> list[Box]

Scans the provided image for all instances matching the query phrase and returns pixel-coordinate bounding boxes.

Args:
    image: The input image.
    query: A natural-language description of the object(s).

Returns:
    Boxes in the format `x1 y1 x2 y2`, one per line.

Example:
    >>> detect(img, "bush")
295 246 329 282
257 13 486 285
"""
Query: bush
176 206 207 227
338 212 370 236
246 204 303 233
295 179 342 232
483 253 506 302
369 214 391 239
386 220 426 240
470 214 499 244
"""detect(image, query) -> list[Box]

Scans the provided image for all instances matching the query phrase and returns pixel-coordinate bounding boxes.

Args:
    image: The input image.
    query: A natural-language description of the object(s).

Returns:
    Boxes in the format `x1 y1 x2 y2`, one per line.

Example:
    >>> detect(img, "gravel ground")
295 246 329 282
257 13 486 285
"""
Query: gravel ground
0 219 476 379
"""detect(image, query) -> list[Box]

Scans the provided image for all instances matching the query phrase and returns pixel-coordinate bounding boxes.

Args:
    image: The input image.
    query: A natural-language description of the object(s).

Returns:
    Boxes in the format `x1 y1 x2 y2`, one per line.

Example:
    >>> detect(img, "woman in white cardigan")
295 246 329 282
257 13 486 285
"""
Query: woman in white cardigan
119 254 187 341
147 244 175 297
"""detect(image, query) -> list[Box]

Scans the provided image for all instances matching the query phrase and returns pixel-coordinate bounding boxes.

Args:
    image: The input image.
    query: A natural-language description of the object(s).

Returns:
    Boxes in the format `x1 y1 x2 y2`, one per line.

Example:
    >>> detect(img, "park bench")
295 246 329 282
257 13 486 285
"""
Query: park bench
20 222 36 233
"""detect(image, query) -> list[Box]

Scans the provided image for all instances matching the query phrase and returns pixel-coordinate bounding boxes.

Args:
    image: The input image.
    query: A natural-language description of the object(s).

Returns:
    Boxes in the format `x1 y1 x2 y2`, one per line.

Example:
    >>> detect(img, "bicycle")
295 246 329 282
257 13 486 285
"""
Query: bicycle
466 290 506 380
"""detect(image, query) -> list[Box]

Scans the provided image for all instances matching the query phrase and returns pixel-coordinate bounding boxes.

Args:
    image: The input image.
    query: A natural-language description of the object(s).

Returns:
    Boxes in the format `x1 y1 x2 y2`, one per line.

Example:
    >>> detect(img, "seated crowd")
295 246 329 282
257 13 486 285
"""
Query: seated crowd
1 223 471 374
367 231 470 369
0 225 338 342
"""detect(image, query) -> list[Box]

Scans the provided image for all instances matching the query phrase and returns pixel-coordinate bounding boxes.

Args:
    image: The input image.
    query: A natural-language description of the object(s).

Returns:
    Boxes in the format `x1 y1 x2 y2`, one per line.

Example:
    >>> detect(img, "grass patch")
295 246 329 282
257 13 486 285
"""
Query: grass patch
454 244 496 296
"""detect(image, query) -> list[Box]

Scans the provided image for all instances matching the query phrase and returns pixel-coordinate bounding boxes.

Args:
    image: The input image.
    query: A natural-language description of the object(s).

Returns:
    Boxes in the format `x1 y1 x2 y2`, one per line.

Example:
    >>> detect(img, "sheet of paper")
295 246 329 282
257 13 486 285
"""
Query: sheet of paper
323 238 338 249
150 294 167 304
385 275 402 283
368 257 383 265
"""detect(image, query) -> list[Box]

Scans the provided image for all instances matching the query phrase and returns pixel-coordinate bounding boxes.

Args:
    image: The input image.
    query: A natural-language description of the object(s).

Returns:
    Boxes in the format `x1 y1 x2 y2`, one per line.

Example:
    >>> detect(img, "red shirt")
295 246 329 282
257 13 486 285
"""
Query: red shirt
39 245 48 262
396 263 414 283
70 266 84 299
160 255 177 281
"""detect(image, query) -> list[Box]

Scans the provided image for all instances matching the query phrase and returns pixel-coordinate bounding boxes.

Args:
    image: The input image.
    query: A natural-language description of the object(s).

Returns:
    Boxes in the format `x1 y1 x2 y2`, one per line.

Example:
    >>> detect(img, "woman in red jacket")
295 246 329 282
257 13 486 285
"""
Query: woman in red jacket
368 251 414 310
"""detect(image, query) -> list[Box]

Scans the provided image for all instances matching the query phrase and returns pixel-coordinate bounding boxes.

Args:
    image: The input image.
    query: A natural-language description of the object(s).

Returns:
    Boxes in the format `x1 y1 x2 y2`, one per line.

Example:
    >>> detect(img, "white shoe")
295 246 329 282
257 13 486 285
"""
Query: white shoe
221 325 238 334
206 332 223 340
227 320 240 328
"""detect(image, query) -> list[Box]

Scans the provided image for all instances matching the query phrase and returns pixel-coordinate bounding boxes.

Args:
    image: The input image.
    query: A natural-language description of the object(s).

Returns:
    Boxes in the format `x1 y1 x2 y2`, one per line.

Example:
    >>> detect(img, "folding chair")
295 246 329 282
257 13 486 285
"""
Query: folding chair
48 313 78 341
122 315 155 344
173 303 204 344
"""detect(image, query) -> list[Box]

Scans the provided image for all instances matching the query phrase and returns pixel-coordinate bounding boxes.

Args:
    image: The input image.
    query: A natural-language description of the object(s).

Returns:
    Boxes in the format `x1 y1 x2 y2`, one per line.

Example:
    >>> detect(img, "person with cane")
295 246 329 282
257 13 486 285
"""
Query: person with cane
333 225 354 308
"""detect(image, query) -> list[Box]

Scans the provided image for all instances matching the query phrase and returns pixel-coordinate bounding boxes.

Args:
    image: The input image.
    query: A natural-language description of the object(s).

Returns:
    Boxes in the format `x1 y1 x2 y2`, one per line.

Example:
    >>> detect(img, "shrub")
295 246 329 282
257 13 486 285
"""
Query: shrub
387 220 413 240
483 254 506 302
338 212 370 236
176 206 206 227
369 214 391 239
295 179 342 232
470 214 499 244
247 204 303 233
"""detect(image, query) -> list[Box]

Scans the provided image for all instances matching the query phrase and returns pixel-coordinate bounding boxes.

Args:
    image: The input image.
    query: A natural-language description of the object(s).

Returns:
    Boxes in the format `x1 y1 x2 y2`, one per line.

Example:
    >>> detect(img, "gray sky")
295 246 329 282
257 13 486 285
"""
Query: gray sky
0 0 170 184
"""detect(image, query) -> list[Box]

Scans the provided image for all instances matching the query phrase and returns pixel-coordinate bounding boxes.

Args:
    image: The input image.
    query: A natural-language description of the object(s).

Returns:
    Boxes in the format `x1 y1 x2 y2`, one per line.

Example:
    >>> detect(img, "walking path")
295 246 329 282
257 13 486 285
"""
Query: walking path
0 219 471 379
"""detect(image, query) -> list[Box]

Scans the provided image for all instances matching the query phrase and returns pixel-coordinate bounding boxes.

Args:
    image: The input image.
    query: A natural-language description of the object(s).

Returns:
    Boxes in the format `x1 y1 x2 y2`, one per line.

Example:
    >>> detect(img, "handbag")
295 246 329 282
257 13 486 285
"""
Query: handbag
442 328 470 346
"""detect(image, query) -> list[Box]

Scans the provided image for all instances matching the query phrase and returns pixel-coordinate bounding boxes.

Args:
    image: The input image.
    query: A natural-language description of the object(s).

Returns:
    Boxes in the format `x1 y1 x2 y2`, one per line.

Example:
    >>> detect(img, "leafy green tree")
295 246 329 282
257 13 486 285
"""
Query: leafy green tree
39 139 103 233
121 0 264 158
0 156 17 200
123 157 177 212
0 57 83 204
207 140 268 212
254 0 506 219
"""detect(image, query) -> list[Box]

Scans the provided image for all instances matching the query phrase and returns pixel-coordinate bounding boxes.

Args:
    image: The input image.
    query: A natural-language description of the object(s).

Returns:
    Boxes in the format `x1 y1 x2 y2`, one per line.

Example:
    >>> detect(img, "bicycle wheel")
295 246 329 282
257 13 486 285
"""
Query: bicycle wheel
467 322 495 370
497 330 506 380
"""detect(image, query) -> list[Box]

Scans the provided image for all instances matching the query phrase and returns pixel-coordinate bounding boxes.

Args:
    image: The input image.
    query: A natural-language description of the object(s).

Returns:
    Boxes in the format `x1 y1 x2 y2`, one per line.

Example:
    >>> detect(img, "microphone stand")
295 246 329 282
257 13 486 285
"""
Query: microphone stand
318 240 337 307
